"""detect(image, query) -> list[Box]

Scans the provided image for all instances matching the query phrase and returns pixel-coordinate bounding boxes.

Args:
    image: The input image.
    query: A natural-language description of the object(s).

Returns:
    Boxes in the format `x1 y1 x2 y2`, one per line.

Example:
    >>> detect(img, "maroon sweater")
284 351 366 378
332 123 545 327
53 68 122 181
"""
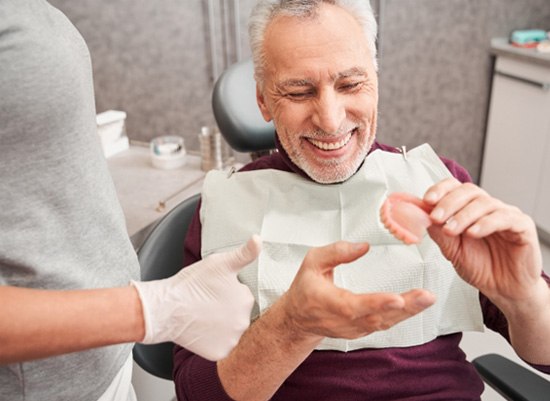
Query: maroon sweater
174 140 550 401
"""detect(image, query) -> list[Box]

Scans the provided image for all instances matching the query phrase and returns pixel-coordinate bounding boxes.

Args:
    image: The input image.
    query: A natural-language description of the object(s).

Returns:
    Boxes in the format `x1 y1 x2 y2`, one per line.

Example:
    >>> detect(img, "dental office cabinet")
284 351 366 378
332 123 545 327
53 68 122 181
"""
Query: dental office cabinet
480 38 550 242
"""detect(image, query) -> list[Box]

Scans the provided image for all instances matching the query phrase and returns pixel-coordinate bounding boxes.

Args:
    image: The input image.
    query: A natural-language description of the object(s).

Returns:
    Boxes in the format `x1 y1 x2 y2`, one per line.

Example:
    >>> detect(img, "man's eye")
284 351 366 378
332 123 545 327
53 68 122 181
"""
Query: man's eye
286 92 312 99
340 82 362 91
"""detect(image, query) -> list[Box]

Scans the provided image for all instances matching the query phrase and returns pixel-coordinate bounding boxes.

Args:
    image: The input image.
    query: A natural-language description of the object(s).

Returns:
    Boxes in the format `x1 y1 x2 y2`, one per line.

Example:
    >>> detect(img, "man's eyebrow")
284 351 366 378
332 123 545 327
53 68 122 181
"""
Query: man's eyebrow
277 78 314 88
276 67 368 88
336 67 368 79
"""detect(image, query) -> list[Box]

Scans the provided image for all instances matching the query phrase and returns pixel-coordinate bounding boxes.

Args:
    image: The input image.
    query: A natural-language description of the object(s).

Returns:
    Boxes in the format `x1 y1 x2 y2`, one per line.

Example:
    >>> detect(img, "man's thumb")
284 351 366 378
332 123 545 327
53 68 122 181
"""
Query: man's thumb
314 241 370 273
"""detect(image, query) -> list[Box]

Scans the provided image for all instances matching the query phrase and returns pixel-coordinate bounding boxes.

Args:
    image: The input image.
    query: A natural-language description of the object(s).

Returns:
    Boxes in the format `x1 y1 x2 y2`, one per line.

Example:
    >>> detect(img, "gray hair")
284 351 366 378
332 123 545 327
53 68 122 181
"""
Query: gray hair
248 0 378 87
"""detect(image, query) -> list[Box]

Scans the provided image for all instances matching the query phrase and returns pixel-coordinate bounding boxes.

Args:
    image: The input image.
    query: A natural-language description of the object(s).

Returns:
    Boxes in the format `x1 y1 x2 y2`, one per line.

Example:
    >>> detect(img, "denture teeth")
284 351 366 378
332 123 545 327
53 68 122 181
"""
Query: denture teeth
309 133 351 150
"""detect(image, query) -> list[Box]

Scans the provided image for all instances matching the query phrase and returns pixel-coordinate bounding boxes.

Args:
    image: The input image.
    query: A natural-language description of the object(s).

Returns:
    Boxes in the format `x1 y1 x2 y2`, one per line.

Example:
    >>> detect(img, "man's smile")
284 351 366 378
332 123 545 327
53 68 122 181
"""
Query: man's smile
306 129 355 151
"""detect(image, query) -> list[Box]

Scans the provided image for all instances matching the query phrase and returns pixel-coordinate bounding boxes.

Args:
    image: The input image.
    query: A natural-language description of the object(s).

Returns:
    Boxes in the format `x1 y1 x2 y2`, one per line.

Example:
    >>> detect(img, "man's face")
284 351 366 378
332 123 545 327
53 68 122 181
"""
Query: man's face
256 3 378 184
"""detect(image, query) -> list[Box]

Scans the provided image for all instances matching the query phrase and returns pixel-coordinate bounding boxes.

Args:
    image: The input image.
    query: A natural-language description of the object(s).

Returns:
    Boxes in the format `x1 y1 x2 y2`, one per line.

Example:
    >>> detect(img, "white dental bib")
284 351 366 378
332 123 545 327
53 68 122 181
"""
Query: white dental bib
200 144 483 351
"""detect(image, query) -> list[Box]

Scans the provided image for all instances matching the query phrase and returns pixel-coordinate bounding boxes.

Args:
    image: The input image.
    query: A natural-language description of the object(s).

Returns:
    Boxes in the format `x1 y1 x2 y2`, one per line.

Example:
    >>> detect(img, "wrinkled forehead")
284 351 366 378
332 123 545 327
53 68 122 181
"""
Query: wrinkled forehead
261 4 374 80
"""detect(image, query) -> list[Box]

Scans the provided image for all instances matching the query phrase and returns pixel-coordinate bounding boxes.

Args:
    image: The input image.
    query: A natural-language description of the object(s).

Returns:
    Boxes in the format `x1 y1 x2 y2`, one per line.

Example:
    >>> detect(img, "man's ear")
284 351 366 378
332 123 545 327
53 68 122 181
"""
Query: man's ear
256 85 273 122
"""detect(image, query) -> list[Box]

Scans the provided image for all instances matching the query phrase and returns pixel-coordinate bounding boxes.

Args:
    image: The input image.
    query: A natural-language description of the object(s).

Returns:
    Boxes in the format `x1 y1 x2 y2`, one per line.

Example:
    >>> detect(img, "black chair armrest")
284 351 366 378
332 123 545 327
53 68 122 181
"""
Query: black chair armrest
472 353 550 401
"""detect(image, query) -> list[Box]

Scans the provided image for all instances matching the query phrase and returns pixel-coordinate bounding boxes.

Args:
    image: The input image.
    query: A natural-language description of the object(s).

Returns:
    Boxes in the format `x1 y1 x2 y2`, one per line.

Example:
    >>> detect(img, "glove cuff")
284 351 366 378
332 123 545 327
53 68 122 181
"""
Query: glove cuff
130 280 155 344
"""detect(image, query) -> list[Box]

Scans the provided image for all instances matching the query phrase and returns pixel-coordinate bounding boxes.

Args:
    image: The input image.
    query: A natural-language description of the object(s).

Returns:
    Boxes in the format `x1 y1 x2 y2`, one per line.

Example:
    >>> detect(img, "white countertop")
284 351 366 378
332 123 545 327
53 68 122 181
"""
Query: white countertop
491 37 550 68
106 146 205 243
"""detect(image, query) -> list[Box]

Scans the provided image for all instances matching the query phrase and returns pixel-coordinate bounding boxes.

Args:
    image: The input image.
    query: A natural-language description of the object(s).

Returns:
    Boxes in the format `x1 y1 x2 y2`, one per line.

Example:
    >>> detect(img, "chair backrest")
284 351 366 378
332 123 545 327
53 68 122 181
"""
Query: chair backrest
212 59 275 153
132 193 201 380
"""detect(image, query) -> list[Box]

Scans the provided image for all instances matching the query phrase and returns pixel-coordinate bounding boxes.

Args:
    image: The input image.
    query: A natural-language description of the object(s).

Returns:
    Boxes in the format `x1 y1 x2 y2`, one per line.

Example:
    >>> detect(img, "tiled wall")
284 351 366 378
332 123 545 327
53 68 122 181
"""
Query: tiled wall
51 0 550 181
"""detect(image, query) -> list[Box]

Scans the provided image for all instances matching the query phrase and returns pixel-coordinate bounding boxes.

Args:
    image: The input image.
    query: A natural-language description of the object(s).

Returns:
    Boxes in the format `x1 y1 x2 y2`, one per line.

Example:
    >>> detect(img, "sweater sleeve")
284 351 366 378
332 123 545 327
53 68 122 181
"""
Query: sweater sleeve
173 346 234 401
479 272 550 374
439 155 472 184
441 156 550 373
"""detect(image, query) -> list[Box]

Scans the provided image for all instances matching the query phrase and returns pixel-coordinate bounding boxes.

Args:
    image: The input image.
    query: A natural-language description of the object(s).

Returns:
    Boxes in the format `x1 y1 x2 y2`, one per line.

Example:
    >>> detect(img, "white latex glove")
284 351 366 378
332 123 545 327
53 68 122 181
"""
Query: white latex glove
132 235 260 361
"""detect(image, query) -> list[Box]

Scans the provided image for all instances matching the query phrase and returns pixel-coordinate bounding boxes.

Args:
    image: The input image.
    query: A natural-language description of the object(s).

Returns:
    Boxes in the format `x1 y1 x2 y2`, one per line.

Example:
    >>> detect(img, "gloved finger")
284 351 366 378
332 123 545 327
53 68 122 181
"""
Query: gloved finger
222 234 263 274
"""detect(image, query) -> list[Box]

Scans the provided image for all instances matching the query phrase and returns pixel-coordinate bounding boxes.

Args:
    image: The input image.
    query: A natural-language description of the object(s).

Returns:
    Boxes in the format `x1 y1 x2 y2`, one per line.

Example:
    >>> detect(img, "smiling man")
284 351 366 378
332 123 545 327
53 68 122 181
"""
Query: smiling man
173 1 550 400
255 3 378 184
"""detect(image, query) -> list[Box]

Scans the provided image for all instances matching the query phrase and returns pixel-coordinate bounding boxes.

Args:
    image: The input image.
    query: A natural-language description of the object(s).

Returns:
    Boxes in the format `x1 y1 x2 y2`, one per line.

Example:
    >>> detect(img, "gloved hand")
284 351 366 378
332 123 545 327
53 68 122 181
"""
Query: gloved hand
132 235 261 361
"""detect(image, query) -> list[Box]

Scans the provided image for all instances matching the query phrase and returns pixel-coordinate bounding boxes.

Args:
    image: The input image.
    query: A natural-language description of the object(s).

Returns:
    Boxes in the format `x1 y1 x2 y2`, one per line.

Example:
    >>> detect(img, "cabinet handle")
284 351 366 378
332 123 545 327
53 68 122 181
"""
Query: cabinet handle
495 70 550 91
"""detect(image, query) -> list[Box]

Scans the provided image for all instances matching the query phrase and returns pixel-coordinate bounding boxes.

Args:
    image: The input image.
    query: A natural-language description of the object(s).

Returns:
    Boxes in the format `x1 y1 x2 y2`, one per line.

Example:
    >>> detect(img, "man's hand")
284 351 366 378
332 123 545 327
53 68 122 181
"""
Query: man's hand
280 241 436 342
423 178 545 306
132 236 260 361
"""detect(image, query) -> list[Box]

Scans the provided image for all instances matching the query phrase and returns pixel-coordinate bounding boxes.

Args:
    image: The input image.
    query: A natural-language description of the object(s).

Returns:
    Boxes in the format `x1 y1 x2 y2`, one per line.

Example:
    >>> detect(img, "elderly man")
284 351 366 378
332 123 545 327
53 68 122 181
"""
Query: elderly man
174 0 550 400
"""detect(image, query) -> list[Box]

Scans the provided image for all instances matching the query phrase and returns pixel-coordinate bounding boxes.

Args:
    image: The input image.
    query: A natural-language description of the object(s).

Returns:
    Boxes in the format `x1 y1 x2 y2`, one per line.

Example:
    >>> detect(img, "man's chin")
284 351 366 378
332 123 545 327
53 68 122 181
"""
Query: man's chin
289 145 370 184
303 162 361 184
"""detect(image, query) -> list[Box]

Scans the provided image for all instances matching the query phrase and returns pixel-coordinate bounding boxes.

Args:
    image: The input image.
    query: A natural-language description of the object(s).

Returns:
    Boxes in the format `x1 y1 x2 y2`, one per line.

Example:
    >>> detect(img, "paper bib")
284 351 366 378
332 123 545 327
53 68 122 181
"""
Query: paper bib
200 144 483 351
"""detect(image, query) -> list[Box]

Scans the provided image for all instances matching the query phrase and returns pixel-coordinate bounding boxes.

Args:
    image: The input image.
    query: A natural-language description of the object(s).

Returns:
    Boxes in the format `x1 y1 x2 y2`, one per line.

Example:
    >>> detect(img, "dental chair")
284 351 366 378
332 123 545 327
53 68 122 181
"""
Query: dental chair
133 59 550 401
472 354 550 401
212 59 275 156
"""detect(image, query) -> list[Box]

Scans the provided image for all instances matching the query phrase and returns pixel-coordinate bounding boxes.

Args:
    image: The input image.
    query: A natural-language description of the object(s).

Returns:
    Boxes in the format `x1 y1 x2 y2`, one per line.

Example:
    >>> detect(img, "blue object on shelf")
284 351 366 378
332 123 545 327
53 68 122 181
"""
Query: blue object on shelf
511 29 548 45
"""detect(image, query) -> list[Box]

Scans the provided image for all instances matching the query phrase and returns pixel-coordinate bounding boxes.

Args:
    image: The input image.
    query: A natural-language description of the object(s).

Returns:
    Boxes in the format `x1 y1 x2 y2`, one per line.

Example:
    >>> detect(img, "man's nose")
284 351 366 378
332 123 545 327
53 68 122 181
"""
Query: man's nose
311 90 346 134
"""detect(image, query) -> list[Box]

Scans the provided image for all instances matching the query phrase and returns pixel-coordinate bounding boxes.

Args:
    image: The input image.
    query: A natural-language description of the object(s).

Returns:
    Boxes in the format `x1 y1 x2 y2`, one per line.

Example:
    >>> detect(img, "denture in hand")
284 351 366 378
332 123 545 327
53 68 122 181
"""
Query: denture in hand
380 192 434 244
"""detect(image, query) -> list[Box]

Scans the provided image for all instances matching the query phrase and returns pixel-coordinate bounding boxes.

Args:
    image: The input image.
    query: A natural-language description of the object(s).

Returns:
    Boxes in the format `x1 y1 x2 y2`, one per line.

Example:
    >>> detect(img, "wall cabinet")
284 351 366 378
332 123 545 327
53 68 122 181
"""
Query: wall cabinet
480 44 550 237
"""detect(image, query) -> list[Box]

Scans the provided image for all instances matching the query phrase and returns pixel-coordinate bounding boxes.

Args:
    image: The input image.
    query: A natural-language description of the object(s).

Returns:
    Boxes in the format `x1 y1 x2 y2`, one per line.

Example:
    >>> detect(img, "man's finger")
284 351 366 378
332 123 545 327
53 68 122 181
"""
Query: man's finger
423 177 461 206
305 241 370 274
337 291 405 318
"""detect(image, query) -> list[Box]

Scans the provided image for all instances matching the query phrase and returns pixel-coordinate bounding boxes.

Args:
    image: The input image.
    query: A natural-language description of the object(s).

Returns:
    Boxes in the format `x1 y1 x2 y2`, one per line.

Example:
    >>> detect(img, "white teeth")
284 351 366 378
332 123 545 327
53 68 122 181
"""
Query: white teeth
308 133 352 151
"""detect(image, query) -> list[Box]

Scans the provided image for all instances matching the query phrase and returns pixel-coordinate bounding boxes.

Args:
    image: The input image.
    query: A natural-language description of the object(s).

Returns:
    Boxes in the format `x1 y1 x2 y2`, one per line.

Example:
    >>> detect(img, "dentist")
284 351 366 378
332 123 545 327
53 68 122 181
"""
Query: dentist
0 1 258 400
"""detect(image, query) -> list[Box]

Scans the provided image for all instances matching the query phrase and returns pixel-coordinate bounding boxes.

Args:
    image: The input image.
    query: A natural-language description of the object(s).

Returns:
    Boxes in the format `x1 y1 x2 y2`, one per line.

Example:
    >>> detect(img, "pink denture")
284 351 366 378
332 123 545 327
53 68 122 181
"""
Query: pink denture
380 192 434 244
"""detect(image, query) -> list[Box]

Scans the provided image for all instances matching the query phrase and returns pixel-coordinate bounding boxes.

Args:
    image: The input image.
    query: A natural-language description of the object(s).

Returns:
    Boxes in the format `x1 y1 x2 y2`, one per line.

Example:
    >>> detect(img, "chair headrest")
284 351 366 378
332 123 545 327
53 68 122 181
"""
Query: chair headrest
212 59 275 153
